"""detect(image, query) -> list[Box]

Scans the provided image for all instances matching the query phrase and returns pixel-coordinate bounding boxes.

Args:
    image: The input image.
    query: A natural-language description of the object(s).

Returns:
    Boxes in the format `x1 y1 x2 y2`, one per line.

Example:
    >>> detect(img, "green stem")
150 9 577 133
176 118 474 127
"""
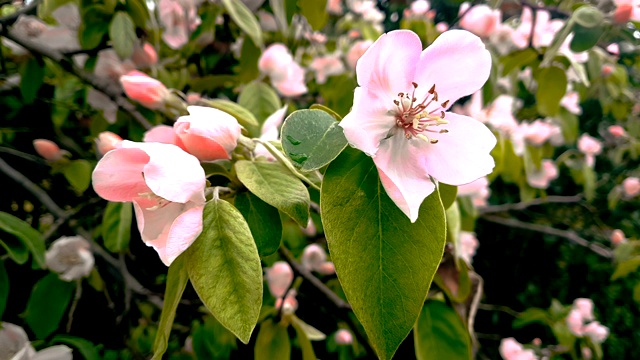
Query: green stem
252 138 321 191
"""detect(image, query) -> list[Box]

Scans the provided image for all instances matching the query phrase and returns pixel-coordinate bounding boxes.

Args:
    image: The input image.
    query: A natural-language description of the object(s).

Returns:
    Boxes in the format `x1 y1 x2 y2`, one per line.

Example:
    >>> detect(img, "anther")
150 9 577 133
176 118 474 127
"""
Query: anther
398 92 404 97
393 100 400 106
430 139 439 144
412 82 418 88
440 111 445 118
440 129 449 133
441 100 449 108
428 84 436 94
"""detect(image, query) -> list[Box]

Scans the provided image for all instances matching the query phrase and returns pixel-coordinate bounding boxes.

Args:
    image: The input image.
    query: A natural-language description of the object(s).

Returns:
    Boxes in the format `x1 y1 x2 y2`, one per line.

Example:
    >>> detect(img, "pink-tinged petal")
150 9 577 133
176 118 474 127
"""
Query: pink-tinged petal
414 30 491 106
174 106 242 161
373 132 437 222
340 87 396 156
261 105 288 141
175 129 230 161
162 204 205 265
121 141 206 204
422 112 496 185
356 30 421 97
144 125 179 144
92 147 150 202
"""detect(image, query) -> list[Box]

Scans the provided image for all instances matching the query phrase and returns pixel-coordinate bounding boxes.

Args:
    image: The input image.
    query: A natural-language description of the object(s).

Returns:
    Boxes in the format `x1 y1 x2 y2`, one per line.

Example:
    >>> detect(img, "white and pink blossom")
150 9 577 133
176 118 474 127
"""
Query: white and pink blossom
526 160 558 189
577 134 602 167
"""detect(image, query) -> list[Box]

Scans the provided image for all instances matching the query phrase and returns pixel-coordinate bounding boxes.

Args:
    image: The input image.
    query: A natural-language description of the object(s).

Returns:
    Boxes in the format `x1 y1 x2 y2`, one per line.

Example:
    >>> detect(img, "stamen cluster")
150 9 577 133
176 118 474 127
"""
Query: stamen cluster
392 83 450 143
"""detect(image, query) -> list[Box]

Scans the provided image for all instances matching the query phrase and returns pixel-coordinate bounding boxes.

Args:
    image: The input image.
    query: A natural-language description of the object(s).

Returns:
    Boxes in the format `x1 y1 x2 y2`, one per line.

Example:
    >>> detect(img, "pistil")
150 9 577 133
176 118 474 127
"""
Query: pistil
393 83 450 143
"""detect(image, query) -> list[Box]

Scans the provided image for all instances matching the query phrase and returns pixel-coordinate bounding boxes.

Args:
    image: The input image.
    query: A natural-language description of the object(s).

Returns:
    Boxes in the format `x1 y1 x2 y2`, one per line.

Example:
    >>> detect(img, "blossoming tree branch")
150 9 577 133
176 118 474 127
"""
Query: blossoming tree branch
0 0 638 359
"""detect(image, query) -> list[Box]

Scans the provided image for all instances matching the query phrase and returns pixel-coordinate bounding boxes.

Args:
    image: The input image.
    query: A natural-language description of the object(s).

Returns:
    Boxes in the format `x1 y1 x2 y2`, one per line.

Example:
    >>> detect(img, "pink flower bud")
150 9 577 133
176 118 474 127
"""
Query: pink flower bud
132 43 158 67
532 338 541 346
610 229 627 245
578 134 602 167
309 53 345 84
265 261 294 298
607 43 620 55
334 329 353 345
327 0 343 15
301 244 327 272
601 64 614 77
173 106 242 161
95 131 123 155
410 0 430 16
186 92 201 104
258 44 293 75
316 262 336 275
119 70 170 109
622 177 640 197
608 125 626 137
613 4 633 23
499 338 536 360
436 22 449 33
275 289 298 314
582 347 592 359
566 308 584 336
33 139 65 161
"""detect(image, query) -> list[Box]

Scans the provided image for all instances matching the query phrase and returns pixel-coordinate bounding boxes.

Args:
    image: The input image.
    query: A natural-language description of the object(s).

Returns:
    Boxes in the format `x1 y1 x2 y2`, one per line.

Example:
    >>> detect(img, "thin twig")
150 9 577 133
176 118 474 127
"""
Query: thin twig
476 303 520 317
253 138 321 191
478 195 583 215
528 7 537 48
66 279 83 331
480 215 613 258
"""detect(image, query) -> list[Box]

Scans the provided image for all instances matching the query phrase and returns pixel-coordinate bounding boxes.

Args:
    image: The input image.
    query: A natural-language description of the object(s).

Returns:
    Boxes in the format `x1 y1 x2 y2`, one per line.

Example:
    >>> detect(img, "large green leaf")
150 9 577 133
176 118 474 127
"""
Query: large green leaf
255 319 291 360
535 66 567 117
151 255 189 360
235 160 310 227
0 212 46 268
414 300 472 360
281 109 348 171
612 257 640 280
25 273 75 339
321 148 447 359
109 12 137 59
101 202 132 253
198 99 260 129
299 0 328 31
185 199 262 344
62 159 93 193
220 0 264 48
0 260 8 318
235 192 282 257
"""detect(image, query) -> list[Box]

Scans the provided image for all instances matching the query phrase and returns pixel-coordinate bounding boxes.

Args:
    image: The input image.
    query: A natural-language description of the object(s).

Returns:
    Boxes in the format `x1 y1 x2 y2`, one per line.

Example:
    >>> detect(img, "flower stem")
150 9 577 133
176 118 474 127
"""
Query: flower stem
252 138 321 191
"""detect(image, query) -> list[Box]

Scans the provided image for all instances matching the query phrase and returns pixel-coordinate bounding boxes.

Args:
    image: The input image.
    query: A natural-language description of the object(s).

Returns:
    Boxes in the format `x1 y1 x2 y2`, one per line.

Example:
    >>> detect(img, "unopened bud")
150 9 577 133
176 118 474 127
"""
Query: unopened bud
532 338 541 346
608 125 626 138
265 261 294 298
334 329 353 345
601 64 614 77
120 70 170 109
95 131 123 155
132 42 158 68
301 244 327 272
610 229 627 245
316 262 336 275
33 139 67 162
613 4 633 24
622 177 640 197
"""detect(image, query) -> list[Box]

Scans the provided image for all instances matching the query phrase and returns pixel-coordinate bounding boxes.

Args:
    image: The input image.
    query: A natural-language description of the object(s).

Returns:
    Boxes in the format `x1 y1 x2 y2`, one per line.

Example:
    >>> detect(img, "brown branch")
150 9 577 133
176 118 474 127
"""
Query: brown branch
278 246 375 356
480 215 613 258
1 27 153 130
478 195 583 215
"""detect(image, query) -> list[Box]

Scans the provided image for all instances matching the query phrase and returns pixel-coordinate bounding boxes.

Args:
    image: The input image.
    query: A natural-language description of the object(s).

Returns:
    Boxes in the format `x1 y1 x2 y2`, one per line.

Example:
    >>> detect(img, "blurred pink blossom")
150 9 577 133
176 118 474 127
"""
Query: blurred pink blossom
120 70 171 109
574 298 594 321
327 0 343 15
309 53 345 84
499 337 537 360
346 40 373 69
96 131 123 156
92 141 206 266
608 125 627 138
610 229 627 245
132 43 158 68
275 289 298 314
583 321 609 343
607 43 620 55
567 308 585 336
265 261 294 298
513 8 563 49
339 30 495 222
255 105 288 160
459 231 479 264
33 139 67 162
334 329 353 345
457 176 491 207
436 22 449 33
526 160 558 189
577 134 602 167
159 0 202 49
622 177 640 197
258 44 308 97
459 3 501 38
560 91 582 115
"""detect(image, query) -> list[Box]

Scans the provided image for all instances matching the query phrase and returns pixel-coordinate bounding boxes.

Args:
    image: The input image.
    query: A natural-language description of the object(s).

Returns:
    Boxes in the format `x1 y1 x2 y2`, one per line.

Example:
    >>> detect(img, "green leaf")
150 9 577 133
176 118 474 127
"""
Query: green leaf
291 316 325 340
101 202 132 253
79 6 109 49
573 5 604 28
570 24 604 53
291 316 322 360
125 0 149 28
185 199 262 344
52 335 101 360
540 20 574 67
198 99 260 129
0 236 29 265
0 212 46 268
309 104 343 121
513 307 550 328
62 159 92 193
109 12 137 59
281 109 348 171
0 260 8 318
238 81 282 136
220 0 263 48
20 58 45 104
414 300 472 360
151 255 189 360
612 257 640 280
235 192 282 257
299 0 328 31
439 183 458 210
535 66 567 117
269 0 288 32
500 48 539 75
25 273 75 339
255 319 291 360
555 109 579 144
235 161 310 227
321 148 447 359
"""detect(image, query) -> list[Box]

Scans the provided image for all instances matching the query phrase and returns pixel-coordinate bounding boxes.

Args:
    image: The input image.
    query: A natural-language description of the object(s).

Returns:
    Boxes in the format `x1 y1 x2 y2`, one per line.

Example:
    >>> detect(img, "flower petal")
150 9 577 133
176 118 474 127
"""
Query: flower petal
260 105 288 141
121 141 206 204
340 86 396 156
373 132 437 222
143 125 178 144
162 204 204 265
356 30 422 97
421 112 496 185
92 147 150 202
414 30 491 106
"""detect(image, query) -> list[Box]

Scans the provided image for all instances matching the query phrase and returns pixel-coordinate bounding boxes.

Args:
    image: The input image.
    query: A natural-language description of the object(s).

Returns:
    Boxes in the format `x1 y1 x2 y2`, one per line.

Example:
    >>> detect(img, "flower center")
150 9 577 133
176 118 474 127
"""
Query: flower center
137 191 171 211
392 82 449 143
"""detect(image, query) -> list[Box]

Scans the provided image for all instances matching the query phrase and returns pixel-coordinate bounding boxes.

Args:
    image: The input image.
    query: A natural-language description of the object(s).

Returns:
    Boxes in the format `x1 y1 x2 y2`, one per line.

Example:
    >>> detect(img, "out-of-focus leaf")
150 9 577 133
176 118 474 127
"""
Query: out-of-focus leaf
125 0 149 28
79 6 109 49
220 0 263 48
439 183 458 210
20 58 45 104
299 0 328 31
25 273 75 339
536 66 567 116
0 212 45 268
570 24 604 53
109 12 137 59
255 319 291 360
513 307 550 328
101 202 132 253
61 159 92 193
0 260 8 318
291 316 322 360
573 5 604 28
501 48 538 76
414 300 472 360
52 335 101 360
612 257 640 280
151 255 189 360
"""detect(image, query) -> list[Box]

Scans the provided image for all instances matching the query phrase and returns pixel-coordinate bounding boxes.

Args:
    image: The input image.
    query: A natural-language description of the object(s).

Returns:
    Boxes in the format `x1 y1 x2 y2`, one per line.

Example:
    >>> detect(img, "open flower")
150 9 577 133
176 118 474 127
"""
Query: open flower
45 236 95 281
340 30 495 222
92 141 206 266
